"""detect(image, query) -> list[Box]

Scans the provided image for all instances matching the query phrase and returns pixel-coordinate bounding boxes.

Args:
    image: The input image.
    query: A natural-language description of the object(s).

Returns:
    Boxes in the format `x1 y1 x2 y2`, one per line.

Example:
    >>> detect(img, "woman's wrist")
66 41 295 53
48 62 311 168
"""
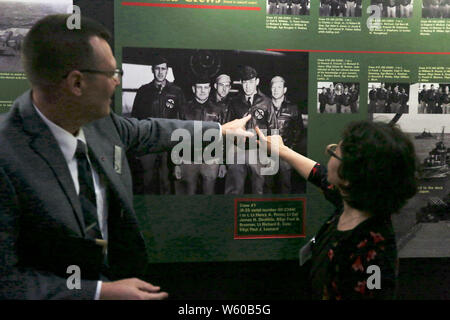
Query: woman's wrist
279 144 291 158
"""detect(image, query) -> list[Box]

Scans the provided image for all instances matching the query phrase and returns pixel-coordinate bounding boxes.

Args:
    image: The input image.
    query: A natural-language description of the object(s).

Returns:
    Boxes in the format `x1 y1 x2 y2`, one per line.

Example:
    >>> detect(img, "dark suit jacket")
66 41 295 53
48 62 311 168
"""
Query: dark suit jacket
0 91 219 299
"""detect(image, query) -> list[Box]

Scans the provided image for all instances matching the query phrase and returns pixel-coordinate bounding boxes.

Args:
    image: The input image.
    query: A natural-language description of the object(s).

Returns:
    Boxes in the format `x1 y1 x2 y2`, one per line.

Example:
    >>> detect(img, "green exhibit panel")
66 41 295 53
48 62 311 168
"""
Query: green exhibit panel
0 0 449 266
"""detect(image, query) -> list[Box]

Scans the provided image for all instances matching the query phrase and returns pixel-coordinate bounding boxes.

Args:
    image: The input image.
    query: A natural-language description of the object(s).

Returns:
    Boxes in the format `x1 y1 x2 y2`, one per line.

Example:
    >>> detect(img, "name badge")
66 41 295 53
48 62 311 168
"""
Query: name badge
114 145 122 174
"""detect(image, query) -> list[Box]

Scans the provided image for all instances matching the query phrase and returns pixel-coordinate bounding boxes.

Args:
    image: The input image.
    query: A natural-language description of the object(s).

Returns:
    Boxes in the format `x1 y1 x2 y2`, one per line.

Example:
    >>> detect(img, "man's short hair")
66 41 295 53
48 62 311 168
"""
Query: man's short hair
152 55 169 68
240 66 258 81
22 14 111 89
194 73 211 85
270 76 285 86
215 74 231 84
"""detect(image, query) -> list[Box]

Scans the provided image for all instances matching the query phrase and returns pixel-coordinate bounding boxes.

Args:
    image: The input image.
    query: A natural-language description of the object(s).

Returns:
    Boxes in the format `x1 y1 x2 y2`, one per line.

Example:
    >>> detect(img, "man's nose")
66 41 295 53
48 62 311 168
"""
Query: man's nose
114 75 121 86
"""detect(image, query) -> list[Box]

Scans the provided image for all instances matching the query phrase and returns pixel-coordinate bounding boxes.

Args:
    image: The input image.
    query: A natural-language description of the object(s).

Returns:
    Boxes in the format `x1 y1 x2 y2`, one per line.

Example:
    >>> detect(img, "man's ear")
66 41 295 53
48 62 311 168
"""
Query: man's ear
192 86 196 94
256 78 260 87
283 87 287 95
63 70 84 96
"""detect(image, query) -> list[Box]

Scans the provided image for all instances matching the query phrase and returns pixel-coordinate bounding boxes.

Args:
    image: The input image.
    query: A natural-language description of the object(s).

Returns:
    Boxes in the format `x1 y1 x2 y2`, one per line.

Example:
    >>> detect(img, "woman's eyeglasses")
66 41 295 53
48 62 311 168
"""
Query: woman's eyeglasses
325 144 342 161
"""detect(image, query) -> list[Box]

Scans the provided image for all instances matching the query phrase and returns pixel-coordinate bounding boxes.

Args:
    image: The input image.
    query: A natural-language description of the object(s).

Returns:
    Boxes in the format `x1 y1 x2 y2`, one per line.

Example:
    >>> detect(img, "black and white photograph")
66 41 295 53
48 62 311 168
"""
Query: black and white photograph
368 82 410 113
267 0 310 15
372 113 450 257
319 0 362 17
0 0 72 73
422 0 450 18
317 81 360 113
122 48 308 196
415 83 450 114
370 0 414 18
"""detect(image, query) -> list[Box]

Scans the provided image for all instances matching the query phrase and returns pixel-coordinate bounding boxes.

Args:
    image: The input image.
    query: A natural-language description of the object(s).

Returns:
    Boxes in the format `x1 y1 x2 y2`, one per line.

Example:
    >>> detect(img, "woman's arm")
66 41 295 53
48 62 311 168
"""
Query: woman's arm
256 127 343 209
255 126 316 179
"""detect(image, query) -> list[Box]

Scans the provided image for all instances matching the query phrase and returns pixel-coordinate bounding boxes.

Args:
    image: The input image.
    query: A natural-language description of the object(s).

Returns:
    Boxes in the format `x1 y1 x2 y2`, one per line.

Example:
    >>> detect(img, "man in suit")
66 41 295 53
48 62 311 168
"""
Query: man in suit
0 14 251 299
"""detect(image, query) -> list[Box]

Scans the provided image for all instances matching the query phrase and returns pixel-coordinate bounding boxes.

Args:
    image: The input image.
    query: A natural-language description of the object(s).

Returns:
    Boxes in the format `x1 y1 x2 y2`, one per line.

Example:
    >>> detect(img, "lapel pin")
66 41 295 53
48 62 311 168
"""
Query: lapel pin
114 145 122 174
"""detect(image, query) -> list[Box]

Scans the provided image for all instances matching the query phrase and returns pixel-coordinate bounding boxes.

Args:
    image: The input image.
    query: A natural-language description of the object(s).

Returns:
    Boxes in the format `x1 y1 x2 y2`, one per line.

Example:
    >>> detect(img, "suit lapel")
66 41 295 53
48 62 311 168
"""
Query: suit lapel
19 92 86 235
83 126 134 215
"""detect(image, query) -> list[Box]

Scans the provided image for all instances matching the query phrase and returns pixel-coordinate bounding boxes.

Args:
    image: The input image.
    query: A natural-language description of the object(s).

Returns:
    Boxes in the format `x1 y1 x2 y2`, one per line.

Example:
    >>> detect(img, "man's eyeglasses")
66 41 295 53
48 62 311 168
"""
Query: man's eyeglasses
79 68 123 79
325 144 342 161
63 68 124 79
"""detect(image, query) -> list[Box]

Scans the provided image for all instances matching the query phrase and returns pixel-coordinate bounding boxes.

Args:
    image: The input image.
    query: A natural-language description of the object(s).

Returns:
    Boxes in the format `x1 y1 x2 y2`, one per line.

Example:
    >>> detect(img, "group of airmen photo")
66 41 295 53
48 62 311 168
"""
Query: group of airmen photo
370 0 414 18
422 0 450 18
368 83 410 113
266 0 447 18
418 84 450 114
317 82 360 113
319 0 363 17
125 56 307 196
267 0 310 15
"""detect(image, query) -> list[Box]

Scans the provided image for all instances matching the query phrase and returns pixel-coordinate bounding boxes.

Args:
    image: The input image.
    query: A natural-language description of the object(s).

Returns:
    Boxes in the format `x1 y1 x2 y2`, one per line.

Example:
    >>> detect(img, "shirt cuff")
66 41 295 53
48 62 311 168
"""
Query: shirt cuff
95 281 102 300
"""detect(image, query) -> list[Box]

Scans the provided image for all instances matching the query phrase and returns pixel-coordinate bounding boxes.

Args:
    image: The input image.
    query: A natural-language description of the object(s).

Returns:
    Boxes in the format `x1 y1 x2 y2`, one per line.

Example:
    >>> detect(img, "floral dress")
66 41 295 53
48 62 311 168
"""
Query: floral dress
308 163 398 300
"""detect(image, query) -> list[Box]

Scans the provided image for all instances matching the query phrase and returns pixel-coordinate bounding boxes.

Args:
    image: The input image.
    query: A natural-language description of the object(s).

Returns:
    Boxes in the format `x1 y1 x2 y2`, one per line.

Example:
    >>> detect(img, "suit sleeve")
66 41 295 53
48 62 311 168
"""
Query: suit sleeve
109 112 221 157
0 167 97 300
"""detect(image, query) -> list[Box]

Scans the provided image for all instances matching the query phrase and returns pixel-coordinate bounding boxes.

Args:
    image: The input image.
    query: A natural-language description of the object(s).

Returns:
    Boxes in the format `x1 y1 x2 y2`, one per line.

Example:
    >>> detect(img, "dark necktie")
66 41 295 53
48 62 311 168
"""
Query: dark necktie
75 140 102 239
247 97 252 108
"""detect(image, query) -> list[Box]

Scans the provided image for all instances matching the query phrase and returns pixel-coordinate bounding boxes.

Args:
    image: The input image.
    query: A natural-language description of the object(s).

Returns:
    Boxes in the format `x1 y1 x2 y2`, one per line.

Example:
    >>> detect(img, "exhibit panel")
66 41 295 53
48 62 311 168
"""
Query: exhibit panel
0 0 448 266
114 1 450 262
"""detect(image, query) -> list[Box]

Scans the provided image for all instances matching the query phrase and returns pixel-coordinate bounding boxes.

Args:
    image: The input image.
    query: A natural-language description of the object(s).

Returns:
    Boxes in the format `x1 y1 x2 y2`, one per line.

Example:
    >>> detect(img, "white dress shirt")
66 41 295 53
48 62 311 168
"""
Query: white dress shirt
33 104 106 299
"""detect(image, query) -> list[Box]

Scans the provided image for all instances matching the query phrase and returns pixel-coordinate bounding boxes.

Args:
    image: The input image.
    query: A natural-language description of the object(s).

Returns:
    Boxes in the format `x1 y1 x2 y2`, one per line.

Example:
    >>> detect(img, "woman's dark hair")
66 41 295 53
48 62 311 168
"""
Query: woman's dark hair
22 14 111 89
337 121 418 218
